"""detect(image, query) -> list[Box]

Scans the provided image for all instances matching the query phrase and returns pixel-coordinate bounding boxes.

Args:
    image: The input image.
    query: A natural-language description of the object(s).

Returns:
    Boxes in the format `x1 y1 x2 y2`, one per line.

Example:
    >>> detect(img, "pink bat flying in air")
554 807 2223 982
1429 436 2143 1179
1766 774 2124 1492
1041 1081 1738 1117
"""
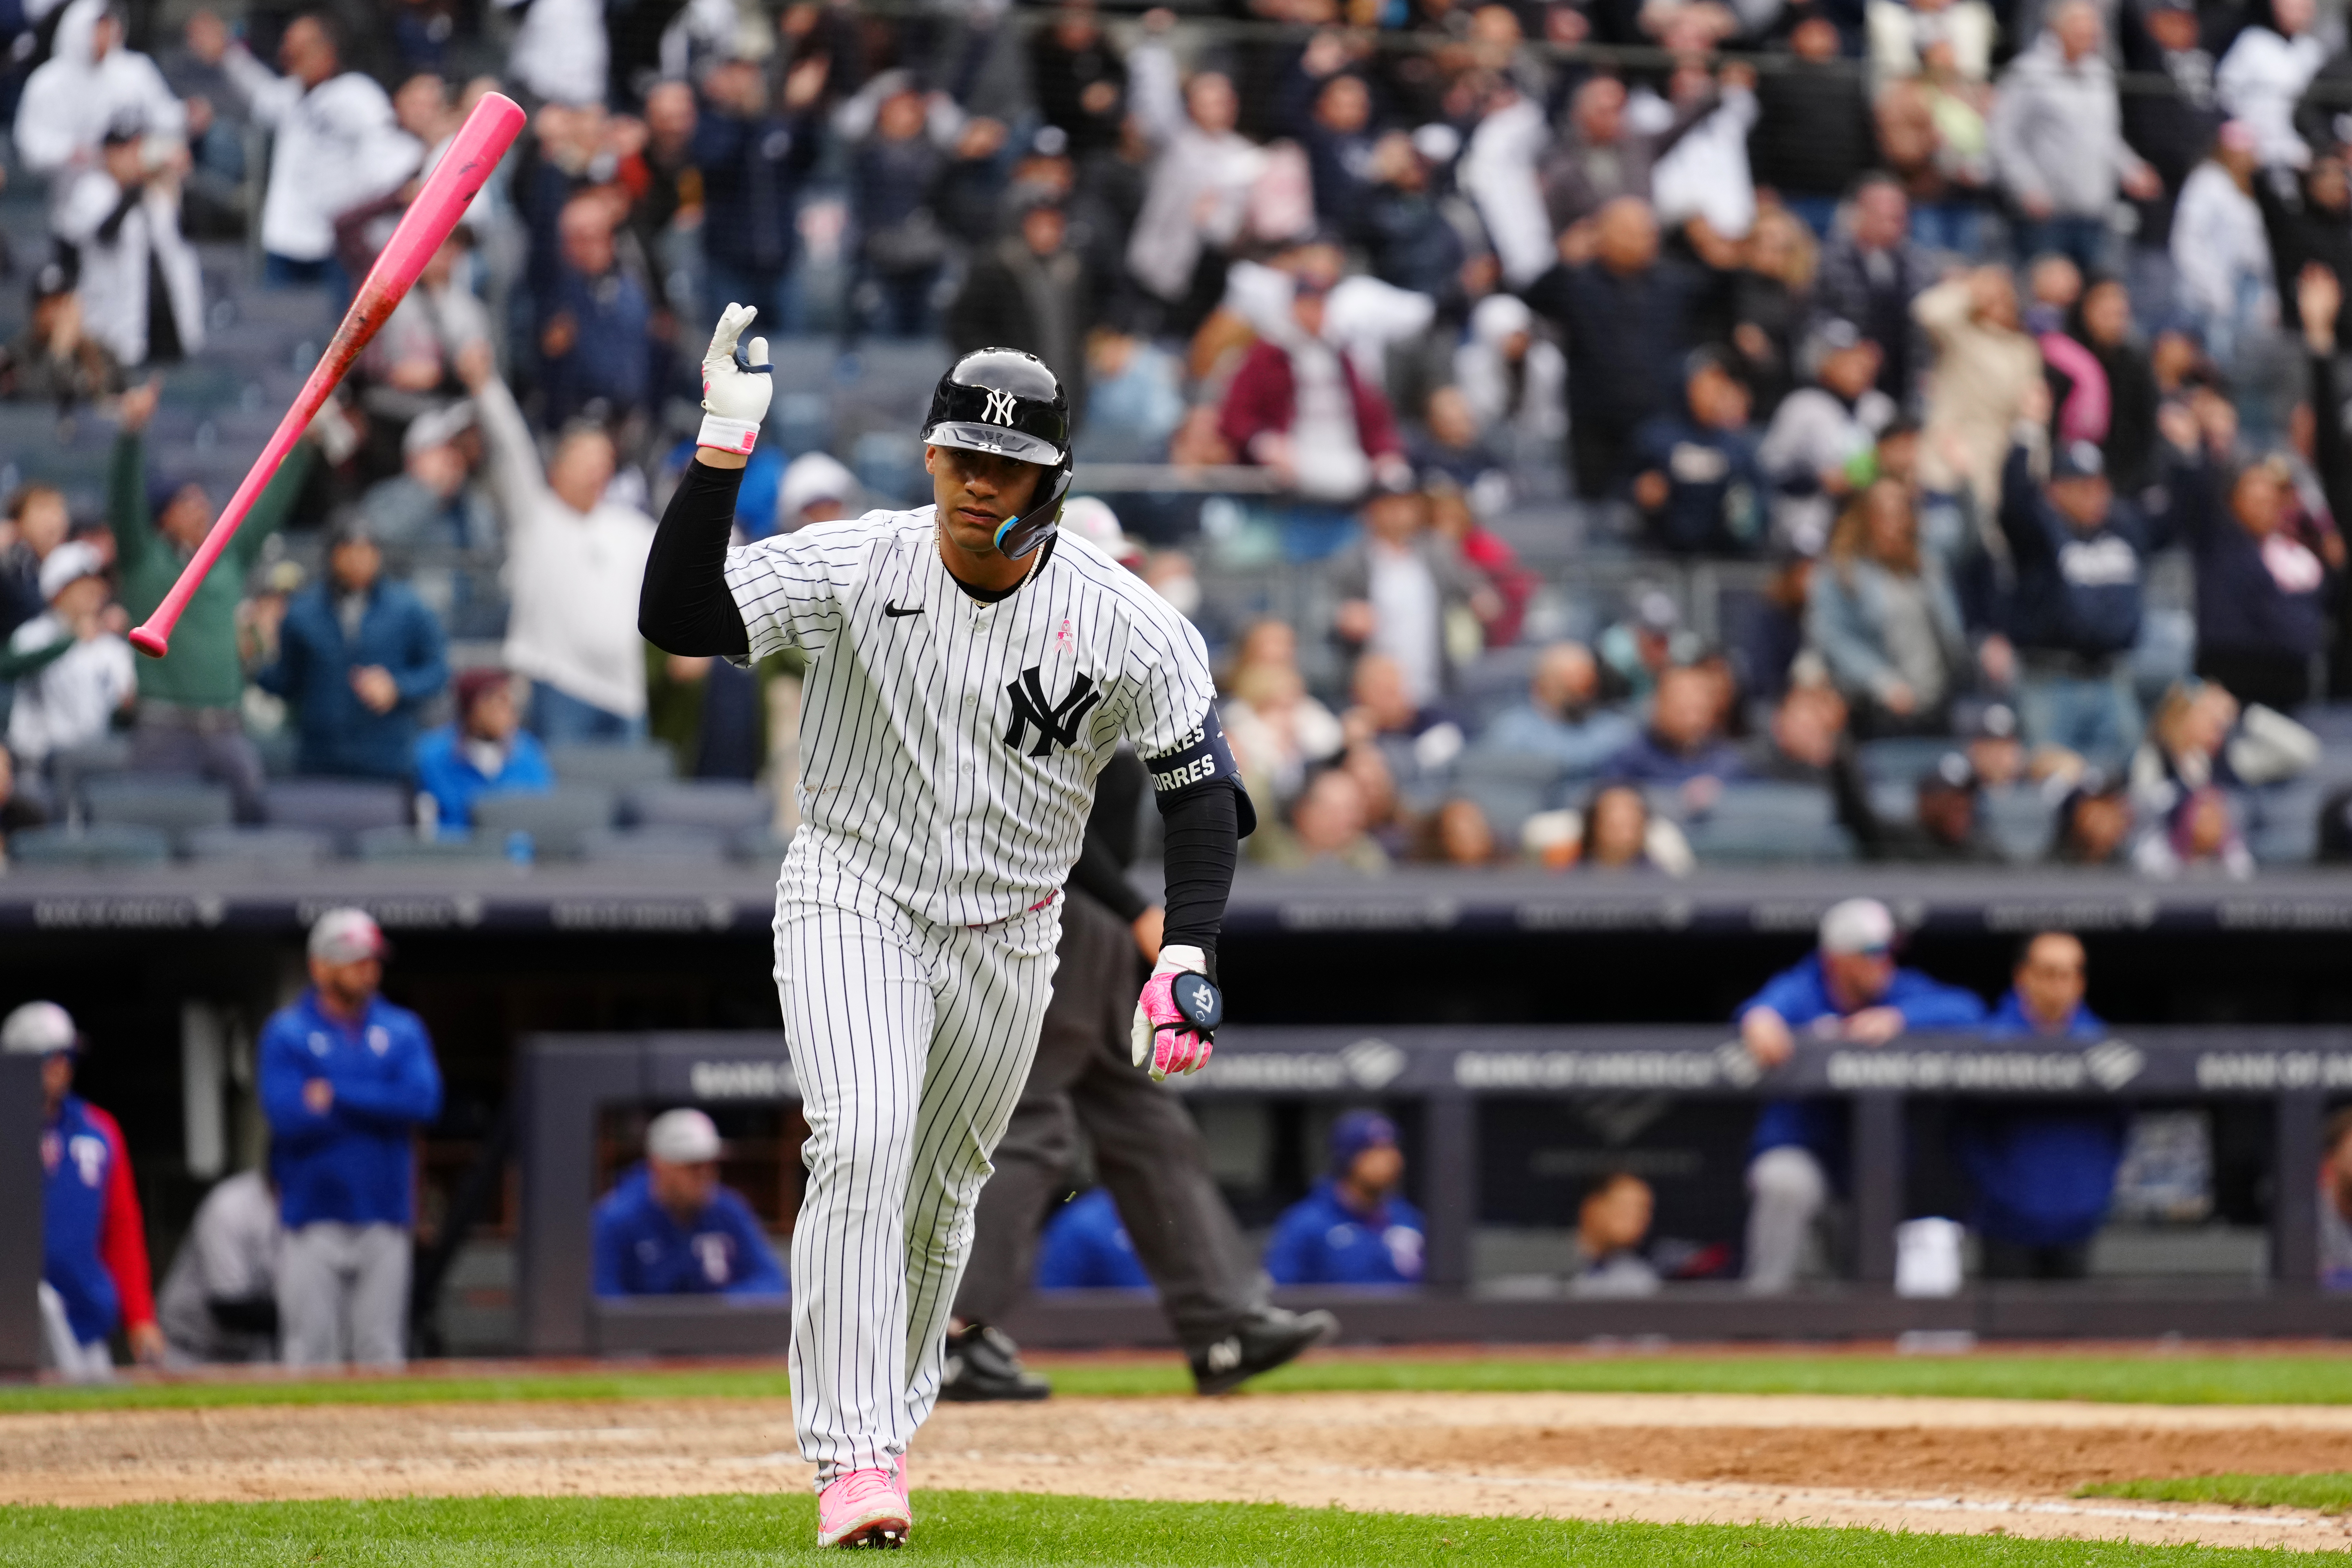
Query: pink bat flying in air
128 91 527 659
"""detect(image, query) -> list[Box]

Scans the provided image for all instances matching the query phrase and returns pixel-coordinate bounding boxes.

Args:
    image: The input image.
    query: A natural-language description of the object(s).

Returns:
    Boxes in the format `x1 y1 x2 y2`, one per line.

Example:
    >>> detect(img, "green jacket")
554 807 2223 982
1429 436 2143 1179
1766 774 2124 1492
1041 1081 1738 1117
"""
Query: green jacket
112 430 314 710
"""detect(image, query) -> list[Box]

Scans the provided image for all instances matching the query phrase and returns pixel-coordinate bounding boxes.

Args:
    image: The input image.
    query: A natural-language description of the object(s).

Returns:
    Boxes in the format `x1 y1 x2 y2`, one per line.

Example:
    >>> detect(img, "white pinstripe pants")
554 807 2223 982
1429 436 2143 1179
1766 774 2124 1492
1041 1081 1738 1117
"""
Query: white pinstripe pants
775 896 1061 1484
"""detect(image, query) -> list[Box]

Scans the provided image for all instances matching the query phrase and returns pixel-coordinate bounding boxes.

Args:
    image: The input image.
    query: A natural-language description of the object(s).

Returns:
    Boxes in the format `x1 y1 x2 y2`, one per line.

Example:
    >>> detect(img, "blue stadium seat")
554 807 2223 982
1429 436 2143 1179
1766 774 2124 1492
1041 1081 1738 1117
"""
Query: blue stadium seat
184 825 329 869
81 776 232 847
1682 783 1850 864
472 786 619 860
353 825 503 862
624 781 772 833
545 742 676 789
1857 737 1954 783
263 779 411 851
1448 751 1564 843
1981 787 2059 863
9 824 171 870
580 825 731 865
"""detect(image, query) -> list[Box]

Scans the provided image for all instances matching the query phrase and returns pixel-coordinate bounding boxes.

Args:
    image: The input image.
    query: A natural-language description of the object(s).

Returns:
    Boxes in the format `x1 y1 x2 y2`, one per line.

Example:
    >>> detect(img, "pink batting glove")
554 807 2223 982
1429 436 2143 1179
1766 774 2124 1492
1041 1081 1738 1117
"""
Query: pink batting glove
1131 944 1222 1082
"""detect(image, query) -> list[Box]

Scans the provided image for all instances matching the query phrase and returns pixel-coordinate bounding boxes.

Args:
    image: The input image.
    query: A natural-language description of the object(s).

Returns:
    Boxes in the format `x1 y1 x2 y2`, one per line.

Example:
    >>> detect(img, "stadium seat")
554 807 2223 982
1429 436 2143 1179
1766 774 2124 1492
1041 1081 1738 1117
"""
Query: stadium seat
733 824 794 865
1682 783 1850 864
545 742 677 789
81 776 233 846
472 786 620 860
184 825 329 869
580 825 732 865
1448 751 1564 843
623 781 772 833
8 823 171 870
1856 737 1954 783
2244 781 2323 865
353 825 504 862
263 779 411 851
49 739 132 816
1981 787 2059 863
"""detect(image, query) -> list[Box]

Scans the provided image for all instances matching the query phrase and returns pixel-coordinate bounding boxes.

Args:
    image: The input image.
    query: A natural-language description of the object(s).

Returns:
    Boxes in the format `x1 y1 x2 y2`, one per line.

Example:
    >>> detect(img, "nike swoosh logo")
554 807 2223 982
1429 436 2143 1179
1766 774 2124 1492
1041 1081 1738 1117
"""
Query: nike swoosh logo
883 602 923 618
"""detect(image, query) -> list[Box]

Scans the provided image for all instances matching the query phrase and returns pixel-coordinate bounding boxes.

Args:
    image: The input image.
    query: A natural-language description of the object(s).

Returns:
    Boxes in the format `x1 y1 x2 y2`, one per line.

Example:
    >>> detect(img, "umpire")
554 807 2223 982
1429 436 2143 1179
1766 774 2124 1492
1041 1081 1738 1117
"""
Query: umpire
941 502 1335 1400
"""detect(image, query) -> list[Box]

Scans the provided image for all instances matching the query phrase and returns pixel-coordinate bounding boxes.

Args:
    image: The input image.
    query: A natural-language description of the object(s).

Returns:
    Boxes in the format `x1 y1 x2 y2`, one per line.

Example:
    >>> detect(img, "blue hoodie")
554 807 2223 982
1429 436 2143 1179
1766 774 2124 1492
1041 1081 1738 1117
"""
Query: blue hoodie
591 1165 786 1298
260 990 442 1228
1035 1187 1152 1291
1998 444 2175 661
1740 953 1988 1173
1952 991 2127 1249
412 724 555 829
1264 1179 1427 1286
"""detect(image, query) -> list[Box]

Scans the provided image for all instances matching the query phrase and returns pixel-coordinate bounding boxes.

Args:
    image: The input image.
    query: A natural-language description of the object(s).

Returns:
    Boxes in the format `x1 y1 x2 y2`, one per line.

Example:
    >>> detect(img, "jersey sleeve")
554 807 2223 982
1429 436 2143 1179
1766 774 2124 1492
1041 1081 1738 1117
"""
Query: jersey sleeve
721 517 871 661
1119 604 1245 805
92 1109 156 1330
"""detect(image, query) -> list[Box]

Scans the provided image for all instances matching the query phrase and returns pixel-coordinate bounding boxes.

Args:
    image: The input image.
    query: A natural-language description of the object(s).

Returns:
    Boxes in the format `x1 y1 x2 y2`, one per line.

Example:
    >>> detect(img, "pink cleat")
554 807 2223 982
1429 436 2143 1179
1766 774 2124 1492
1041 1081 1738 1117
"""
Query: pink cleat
816 1466 911 1549
892 1453 911 1511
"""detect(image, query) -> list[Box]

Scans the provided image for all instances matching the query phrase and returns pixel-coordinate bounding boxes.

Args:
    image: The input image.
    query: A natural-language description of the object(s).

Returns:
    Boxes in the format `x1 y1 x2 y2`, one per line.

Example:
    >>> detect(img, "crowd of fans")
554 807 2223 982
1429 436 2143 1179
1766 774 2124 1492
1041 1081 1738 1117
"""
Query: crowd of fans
1 0 2352 874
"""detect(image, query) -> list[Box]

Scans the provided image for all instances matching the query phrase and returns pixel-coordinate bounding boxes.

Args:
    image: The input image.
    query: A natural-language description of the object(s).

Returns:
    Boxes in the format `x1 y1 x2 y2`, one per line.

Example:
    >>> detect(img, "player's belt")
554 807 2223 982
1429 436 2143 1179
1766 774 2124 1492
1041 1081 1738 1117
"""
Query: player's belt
966 892 1061 930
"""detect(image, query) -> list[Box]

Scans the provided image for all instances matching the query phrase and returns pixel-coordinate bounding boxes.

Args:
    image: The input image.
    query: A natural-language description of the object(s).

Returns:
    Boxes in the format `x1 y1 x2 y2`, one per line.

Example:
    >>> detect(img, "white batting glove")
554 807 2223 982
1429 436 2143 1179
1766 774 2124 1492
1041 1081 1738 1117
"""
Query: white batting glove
1132 944 1223 1082
699 302 771 456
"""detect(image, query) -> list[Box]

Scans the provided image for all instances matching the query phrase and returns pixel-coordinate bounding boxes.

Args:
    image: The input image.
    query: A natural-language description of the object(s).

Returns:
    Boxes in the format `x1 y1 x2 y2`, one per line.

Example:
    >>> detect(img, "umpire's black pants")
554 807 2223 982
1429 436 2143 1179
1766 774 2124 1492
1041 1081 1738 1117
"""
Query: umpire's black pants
952 888 1265 1348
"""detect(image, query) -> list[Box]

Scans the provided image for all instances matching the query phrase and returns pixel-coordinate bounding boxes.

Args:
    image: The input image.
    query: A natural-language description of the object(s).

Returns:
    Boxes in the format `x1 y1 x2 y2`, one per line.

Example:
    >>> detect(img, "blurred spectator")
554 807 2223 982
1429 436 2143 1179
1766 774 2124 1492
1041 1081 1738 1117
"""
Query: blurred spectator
1031 1 1129 157
1809 479 1969 735
363 402 492 553
1814 177 1937 404
413 668 552 832
5 542 132 771
1478 642 1639 779
1453 295 1567 457
0 746 49 859
1749 6 1879 238
12 1 185 199
159 10 252 238
0 264 126 407
2170 414 2336 710
2073 277 2161 494
1422 796 1500 866
948 193 1090 411
1361 128 1466 300
1034 1187 1151 1290
2131 677 2319 820
1835 746 2004 861
1597 588 1698 705
55 120 204 370
1606 662 1749 789
0 482 72 642
1426 483 1536 648
695 53 827 337
1220 279 1411 513
1746 678 1850 784
224 12 422 288
1224 670 1344 814
1631 352 1768 555
2171 124 2274 372
2123 0 2223 273
1873 68 1993 262
1414 390 1509 504
1760 320 1896 558
460 343 655 743
261 910 441 1366
1127 69 1263 337
1868 0 1996 83
1264 1111 1424 1286
1253 763 1390 873
1327 490 1487 707
1526 197 1698 501
255 520 447 781
1342 650 1467 801
539 194 653 429
1649 49 1759 269
1568 1172 1660 1298
1078 325 1187 463
8 1001 163 1381
593 1108 785 1299
1553 782 1695 874
1999 436 2165 757
2139 780 2255 876
845 75 960 338
1953 932 2124 1279
155 1169 280 1365
358 230 490 446
1291 68 1377 235
1916 266 2041 509
1540 75 1718 232
2217 0 2326 170
2322 1108 2352 1288
1737 898 1987 1293
1990 2 2159 276
1712 207 1816 416
2258 154 2352 352
2050 766 2135 863
776 453 859 534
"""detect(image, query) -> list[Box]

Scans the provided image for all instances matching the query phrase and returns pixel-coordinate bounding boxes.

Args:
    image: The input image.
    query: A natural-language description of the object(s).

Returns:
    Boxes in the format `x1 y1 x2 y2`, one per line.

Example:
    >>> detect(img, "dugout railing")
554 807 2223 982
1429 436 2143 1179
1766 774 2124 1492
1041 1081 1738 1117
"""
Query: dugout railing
508 1026 2352 1361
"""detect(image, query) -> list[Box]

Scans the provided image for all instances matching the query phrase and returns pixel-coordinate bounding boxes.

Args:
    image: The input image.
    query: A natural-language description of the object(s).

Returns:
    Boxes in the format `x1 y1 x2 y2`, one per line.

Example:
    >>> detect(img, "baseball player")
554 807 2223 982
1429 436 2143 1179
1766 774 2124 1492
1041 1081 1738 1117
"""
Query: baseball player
941 497 1335 1404
6 1000 164 1380
640 306 1247 1549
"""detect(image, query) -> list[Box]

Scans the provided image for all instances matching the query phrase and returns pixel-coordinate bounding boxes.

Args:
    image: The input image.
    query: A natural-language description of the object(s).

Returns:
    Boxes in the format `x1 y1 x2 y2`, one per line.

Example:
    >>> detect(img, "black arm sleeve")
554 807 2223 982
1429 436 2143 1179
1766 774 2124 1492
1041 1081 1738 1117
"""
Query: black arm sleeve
1068 829 1150 922
638 457 750 658
1155 781 1239 960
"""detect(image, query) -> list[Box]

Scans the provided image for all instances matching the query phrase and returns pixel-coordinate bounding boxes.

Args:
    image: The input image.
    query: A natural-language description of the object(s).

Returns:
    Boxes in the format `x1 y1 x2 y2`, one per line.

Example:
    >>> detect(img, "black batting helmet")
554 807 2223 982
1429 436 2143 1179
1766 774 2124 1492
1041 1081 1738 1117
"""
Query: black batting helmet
921 348 1072 559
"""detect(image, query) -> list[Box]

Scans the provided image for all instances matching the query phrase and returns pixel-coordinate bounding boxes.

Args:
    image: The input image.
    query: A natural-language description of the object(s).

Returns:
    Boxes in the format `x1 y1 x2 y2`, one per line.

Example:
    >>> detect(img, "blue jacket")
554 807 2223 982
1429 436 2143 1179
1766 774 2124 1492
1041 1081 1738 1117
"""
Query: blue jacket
1998 445 2172 661
1264 1180 1427 1286
2177 457 2332 659
1477 702 1640 780
260 990 443 1228
694 109 821 274
1035 1187 1152 1290
257 580 448 780
43 1094 132 1346
1952 991 2127 1248
540 265 653 426
412 725 555 830
1632 414 1769 555
1741 954 1988 1172
1606 729 1751 785
590 1166 786 1298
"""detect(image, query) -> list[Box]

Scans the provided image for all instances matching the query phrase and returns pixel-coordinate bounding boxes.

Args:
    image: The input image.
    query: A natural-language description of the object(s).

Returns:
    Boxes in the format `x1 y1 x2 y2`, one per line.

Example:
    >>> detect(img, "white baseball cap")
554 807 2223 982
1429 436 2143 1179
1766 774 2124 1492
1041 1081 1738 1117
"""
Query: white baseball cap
646 1107 722 1164
1819 897 1896 956
308 907 389 965
38 541 105 603
1 1000 77 1056
779 452 856 529
1060 495 1143 570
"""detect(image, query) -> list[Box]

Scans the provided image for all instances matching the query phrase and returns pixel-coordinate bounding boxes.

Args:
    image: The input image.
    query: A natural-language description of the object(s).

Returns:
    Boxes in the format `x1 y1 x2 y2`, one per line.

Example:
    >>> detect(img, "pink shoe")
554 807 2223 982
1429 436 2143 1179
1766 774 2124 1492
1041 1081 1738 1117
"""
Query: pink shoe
816 1466 911 1549
892 1454 911 1511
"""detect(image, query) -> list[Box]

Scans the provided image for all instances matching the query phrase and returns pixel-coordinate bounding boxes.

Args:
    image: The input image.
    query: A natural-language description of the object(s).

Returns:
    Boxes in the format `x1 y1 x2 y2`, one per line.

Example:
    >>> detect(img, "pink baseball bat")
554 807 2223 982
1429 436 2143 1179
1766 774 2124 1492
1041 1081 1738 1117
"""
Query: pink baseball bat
130 92 527 658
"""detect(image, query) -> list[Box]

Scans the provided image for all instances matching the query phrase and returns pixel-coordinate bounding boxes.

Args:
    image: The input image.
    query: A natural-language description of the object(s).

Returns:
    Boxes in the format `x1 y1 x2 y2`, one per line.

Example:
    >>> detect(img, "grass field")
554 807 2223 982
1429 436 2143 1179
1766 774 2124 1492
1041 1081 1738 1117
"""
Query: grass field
2084 1473 2352 1514
0 1490 2323 1568
14 1351 2352 1415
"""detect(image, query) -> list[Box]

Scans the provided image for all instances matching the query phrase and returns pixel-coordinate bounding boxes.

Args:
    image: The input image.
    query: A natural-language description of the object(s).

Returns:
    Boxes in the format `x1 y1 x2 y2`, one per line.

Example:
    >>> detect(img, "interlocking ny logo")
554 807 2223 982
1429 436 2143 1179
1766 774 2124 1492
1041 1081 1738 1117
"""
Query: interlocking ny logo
982 388 1018 425
1003 666 1101 757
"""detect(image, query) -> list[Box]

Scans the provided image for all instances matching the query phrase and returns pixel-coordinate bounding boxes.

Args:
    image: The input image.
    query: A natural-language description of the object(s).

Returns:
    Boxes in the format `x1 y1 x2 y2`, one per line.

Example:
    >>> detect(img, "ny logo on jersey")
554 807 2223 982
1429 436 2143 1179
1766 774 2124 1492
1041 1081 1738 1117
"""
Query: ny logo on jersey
1002 666 1101 757
982 388 1019 425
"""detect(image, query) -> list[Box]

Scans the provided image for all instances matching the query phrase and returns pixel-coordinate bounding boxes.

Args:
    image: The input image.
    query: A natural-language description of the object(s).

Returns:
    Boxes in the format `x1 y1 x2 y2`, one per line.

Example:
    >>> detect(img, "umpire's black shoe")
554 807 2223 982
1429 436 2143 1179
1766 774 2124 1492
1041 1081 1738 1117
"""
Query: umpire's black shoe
1188 1306 1340 1396
939 1323 1052 1402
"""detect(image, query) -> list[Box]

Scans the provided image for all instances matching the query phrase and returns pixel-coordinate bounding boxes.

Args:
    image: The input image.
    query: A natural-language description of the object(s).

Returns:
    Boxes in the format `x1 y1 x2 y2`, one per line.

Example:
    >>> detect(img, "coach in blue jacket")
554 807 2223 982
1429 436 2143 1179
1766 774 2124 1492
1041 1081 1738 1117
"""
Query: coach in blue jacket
592 1109 785 1298
259 909 442 1365
1952 932 2124 1279
1033 1187 1152 1292
255 520 448 780
1265 1111 1427 1287
1737 897 1985 1292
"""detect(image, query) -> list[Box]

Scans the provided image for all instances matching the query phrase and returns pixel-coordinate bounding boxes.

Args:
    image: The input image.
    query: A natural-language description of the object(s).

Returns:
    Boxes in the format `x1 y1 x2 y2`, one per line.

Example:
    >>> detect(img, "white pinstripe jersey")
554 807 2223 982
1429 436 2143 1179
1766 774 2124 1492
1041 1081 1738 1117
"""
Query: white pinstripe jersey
723 504 1219 927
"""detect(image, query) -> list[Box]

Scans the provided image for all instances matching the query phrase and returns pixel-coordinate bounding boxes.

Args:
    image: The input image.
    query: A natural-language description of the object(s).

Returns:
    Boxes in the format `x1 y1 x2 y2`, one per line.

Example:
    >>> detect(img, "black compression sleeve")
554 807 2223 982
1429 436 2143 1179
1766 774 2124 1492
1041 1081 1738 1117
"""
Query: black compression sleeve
639 457 750 658
1156 781 1239 960
1069 828 1150 922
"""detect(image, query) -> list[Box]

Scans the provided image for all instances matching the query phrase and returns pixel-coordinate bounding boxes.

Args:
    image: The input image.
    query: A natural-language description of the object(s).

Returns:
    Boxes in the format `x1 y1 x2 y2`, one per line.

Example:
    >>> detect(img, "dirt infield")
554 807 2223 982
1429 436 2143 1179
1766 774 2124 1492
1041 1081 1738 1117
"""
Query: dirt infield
9 1390 2352 1550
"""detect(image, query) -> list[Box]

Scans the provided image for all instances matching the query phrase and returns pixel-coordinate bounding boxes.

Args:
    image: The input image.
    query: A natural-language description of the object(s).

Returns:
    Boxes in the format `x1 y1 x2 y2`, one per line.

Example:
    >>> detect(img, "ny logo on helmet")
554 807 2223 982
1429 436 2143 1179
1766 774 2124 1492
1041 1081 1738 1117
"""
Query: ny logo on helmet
1003 666 1101 757
983 388 1019 425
